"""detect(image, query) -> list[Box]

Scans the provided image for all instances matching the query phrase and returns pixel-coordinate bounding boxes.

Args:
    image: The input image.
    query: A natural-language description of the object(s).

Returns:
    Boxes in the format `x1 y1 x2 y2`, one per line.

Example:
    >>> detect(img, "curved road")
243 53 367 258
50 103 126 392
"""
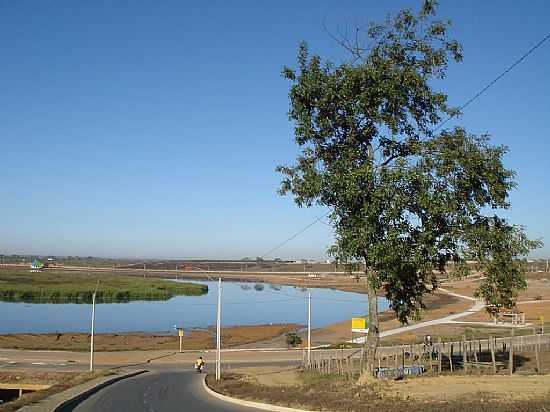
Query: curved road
67 370 260 412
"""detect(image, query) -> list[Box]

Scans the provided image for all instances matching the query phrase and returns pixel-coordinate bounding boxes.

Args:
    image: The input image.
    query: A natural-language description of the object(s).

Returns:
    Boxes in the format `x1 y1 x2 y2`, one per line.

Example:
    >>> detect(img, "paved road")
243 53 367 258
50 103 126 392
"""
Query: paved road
0 348 304 374
66 370 260 412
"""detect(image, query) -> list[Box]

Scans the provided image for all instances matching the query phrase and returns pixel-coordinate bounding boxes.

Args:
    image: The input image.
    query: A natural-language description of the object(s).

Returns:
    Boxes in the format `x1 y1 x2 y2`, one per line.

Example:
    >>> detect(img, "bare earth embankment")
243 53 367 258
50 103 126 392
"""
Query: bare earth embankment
0 370 113 412
207 369 550 412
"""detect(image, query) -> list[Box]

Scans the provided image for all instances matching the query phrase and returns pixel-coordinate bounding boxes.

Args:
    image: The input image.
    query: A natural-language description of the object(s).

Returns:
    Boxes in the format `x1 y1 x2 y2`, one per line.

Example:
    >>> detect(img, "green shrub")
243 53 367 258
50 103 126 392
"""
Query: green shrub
286 332 302 347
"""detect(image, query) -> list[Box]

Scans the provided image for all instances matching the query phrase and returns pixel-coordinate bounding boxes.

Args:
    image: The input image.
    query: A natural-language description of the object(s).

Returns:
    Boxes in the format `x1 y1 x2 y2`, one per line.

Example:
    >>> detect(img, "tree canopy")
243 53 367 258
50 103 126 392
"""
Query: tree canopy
278 0 540 369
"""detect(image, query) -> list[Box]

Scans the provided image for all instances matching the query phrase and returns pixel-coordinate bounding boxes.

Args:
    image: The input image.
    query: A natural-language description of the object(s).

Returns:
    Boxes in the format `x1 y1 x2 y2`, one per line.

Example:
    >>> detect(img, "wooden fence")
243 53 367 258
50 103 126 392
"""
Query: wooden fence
303 332 550 378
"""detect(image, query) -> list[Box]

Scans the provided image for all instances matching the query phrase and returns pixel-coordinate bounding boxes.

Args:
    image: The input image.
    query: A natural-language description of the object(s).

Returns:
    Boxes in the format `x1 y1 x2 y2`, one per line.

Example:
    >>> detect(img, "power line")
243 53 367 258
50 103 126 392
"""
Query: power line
261 31 550 259
260 211 331 259
260 286 370 303
434 31 550 132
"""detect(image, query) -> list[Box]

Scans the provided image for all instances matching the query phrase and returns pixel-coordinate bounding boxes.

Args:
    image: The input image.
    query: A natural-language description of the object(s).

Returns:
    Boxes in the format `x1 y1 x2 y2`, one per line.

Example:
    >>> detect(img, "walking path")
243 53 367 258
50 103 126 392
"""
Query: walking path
350 288 485 344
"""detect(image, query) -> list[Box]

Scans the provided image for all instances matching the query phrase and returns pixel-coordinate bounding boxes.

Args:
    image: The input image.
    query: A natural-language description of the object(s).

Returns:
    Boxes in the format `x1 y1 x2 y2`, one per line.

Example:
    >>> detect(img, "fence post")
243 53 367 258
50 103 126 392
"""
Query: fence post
462 335 467 372
437 338 442 374
509 329 514 376
449 343 453 372
490 336 497 374
535 334 542 374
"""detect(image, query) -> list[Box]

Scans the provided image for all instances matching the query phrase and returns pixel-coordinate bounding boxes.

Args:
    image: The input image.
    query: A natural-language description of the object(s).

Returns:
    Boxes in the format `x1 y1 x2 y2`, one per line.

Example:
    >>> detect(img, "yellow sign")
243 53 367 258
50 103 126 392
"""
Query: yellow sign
352 318 366 330
178 329 184 337
540 316 545 323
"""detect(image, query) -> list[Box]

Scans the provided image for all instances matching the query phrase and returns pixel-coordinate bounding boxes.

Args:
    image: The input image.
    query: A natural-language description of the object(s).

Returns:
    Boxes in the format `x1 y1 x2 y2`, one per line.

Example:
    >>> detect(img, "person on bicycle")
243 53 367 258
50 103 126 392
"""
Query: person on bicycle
195 356 205 372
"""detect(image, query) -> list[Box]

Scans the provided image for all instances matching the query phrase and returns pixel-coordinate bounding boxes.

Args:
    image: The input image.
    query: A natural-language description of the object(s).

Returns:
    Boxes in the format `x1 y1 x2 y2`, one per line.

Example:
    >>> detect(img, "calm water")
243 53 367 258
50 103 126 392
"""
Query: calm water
0 280 388 333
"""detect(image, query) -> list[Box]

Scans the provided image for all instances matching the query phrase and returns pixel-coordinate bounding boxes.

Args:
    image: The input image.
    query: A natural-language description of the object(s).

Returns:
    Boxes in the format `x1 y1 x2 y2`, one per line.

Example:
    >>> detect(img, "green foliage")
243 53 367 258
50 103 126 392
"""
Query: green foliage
466 218 542 314
278 1 540 325
285 332 303 347
0 271 208 303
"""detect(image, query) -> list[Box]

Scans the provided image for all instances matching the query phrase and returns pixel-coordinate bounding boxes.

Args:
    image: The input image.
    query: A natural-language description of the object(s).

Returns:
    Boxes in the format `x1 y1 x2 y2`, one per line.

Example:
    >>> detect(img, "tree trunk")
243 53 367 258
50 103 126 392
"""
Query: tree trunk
364 267 379 375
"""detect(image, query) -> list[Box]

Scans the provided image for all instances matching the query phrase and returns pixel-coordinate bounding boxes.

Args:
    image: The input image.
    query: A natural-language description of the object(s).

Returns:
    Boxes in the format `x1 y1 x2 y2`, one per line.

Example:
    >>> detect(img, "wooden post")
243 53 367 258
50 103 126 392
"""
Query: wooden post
509 329 514 376
535 334 542 374
473 342 479 370
449 343 453 372
438 338 442 374
520 335 523 351
462 335 467 372
490 336 496 374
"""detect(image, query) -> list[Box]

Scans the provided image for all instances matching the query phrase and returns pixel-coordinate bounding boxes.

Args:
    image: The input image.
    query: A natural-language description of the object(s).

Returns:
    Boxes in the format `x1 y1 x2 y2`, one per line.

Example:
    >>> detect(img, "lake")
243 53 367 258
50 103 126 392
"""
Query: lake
0 280 389 333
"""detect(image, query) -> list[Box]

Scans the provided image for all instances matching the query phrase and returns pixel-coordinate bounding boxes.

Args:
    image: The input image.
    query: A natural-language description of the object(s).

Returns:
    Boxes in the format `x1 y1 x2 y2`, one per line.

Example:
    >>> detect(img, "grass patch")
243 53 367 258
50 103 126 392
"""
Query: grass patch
0 270 207 303
0 370 113 412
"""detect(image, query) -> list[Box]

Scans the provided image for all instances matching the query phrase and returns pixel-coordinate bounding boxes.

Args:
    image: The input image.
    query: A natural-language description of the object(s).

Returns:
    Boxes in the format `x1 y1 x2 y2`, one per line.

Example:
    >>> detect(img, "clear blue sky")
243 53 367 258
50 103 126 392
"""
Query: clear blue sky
1 1 549 259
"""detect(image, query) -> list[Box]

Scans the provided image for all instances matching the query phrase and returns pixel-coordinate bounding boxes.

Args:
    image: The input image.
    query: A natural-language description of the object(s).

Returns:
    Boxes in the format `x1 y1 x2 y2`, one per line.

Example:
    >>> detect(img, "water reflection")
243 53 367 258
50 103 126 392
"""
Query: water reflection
0 280 389 334
253 283 264 291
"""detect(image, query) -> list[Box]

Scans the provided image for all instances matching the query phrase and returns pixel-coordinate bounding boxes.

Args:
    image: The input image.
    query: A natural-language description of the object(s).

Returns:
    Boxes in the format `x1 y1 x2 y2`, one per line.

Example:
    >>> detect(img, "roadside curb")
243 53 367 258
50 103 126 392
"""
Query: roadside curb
18 370 148 412
51 370 147 412
15 370 147 412
202 374 322 412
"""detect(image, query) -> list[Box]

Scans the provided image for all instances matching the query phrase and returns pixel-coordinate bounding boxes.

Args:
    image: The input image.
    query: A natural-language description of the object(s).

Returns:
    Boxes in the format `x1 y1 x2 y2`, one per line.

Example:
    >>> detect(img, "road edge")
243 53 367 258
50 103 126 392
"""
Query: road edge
52 370 148 412
202 374 322 412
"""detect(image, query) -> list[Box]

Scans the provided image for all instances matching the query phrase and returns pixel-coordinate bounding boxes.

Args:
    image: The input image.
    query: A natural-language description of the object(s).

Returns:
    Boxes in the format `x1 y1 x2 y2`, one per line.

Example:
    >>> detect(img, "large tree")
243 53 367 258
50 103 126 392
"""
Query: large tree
278 1 540 374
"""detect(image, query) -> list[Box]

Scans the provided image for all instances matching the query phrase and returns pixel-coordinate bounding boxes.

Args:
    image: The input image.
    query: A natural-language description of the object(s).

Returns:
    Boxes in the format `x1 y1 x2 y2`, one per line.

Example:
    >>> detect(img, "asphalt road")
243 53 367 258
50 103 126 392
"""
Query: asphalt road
67 370 260 412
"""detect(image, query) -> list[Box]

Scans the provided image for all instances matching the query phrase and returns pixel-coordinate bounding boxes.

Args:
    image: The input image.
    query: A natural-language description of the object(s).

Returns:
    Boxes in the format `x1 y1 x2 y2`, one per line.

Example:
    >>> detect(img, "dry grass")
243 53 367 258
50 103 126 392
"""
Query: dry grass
0 324 299 352
208 370 550 412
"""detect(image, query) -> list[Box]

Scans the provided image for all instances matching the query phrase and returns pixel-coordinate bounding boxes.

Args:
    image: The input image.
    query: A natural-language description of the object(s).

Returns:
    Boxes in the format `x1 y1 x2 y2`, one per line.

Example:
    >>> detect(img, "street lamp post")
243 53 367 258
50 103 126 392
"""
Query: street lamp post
89 280 99 372
186 267 222 380
307 291 311 367
216 277 222 380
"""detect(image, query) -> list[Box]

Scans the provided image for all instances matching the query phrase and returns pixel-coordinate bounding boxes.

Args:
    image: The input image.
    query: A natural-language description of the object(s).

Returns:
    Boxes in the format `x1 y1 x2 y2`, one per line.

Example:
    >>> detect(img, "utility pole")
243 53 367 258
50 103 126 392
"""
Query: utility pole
307 290 311 367
89 280 99 372
216 277 222 381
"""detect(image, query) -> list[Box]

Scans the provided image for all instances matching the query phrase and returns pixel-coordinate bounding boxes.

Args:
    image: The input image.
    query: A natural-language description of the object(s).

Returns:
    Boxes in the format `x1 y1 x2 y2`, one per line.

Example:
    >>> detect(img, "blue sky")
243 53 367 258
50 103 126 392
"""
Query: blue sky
1 1 549 259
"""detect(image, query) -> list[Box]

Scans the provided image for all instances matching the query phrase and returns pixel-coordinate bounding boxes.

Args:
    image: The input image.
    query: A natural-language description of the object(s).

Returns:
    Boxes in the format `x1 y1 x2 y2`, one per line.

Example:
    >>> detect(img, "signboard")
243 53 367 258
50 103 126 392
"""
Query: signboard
351 318 369 333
